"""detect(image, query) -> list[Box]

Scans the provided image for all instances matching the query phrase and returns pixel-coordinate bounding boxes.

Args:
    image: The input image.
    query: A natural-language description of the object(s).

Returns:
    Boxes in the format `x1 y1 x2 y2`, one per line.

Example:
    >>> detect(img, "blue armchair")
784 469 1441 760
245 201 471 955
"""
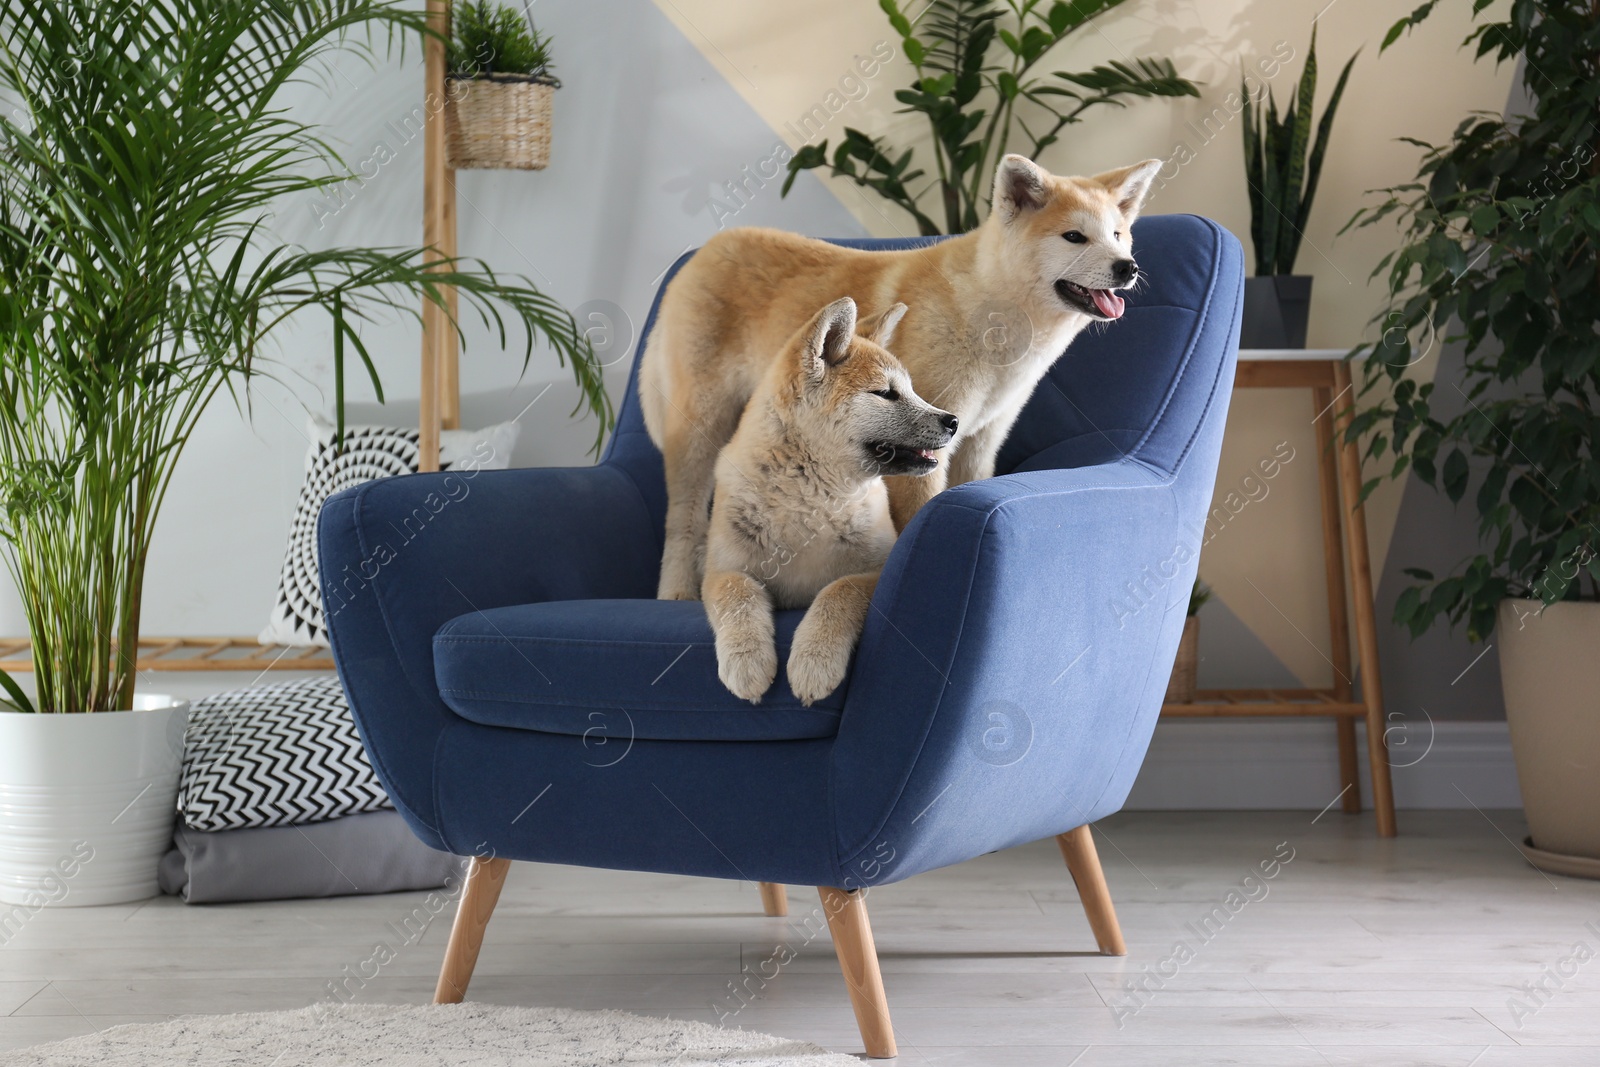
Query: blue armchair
319 214 1243 1058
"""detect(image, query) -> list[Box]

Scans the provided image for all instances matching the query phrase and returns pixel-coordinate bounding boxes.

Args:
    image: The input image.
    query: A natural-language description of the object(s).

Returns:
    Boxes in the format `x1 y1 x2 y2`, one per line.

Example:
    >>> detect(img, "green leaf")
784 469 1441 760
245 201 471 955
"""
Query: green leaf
1020 25 1053 62
781 142 828 195
1474 463 1506 516
1056 58 1197 98
1046 0 1117 35
1382 1 1444 52
332 291 346 450
1258 92 1282 275
0 669 37 715
1275 25 1318 273
1293 47 1358 259
1442 449 1470 503
1242 73 1264 267
878 0 913 37
1394 585 1422 625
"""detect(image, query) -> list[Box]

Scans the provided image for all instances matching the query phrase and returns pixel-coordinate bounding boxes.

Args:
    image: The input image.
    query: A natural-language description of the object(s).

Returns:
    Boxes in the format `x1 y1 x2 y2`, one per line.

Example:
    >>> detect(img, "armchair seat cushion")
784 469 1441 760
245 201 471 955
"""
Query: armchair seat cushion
433 599 846 741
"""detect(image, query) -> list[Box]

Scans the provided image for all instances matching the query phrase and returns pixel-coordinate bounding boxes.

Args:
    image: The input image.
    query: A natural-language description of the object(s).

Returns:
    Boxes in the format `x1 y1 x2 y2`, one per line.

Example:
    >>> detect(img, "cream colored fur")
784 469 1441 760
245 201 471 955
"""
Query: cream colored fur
642 154 1161 602
702 297 952 705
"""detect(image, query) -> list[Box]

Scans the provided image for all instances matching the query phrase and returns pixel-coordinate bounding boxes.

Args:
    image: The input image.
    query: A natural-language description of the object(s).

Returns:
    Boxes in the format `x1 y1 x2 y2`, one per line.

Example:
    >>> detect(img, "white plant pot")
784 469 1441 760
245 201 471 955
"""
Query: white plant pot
0 694 188 907
1498 599 1600 877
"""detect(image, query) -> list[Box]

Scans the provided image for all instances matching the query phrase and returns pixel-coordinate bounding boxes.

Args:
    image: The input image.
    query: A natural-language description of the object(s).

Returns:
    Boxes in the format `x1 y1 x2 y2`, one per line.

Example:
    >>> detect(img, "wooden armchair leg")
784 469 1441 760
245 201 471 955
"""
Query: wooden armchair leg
434 855 512 1004
758 881 788 916
1056 825 1127 956
818 886 896 1059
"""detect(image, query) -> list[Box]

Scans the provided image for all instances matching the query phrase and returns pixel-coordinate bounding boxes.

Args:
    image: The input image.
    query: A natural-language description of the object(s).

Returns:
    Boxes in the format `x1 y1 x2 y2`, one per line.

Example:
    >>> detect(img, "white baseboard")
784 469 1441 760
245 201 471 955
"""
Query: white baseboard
1123 719 1522 810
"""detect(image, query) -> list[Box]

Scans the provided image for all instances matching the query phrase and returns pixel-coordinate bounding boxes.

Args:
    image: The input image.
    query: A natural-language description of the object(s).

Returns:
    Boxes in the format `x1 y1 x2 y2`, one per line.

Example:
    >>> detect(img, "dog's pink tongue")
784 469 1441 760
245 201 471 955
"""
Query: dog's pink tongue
1091 289 1125 319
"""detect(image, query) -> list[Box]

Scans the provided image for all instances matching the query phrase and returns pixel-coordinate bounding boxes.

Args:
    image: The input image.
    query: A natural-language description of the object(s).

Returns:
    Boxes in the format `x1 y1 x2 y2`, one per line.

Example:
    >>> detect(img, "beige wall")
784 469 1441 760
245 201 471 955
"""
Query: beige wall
653 0 1512 686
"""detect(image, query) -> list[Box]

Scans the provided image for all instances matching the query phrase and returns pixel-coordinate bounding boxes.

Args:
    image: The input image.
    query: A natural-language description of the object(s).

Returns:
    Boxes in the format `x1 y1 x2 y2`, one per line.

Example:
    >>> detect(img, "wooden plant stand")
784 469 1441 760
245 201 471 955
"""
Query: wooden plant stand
1160 350 1397 837
0 637 334 674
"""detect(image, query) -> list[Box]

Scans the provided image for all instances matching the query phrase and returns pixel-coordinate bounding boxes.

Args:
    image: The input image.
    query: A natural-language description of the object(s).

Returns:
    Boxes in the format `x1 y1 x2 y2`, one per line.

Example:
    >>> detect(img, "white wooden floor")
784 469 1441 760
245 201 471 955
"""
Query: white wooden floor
2 810 1597 1065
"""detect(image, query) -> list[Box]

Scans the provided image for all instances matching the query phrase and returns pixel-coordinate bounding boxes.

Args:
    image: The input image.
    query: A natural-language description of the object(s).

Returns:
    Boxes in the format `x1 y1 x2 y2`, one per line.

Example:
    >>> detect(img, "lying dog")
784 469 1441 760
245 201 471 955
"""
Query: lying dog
703 297 955 705
641 153 1160 601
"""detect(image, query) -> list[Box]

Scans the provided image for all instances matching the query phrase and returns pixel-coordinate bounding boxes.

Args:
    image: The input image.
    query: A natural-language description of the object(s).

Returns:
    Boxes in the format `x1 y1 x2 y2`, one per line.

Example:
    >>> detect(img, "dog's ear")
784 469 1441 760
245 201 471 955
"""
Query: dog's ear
993 155 1049 221
1093 159 1162 222
856 302 908 348
805 296 858 378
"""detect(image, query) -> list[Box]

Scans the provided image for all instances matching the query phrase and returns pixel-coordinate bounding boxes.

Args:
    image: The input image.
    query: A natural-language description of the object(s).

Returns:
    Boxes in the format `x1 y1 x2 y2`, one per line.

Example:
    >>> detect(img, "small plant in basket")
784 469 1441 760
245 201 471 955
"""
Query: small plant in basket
445 2 559 170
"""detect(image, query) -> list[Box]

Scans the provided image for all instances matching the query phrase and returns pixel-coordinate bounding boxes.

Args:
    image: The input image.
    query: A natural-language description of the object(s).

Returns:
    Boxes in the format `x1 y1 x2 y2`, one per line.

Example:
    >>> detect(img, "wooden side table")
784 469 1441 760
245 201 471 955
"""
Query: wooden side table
1161 349 1397 837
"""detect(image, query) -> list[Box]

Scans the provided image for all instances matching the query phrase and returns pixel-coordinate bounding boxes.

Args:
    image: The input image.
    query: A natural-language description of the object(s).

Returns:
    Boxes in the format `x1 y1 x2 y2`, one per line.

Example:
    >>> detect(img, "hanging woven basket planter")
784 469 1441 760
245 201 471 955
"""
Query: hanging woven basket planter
444 72 558 171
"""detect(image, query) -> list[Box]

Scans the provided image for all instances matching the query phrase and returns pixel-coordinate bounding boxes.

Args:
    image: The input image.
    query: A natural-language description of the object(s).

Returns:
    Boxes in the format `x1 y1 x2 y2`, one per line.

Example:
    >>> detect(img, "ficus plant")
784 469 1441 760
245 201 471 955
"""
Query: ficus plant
1344 0 1600 642
0 0 611 714
781 0 1198 235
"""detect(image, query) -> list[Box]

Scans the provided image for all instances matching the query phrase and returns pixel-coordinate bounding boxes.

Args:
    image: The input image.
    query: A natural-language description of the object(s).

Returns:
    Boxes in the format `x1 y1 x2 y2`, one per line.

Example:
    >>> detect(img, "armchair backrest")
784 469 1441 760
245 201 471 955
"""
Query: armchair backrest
604 213 1242 526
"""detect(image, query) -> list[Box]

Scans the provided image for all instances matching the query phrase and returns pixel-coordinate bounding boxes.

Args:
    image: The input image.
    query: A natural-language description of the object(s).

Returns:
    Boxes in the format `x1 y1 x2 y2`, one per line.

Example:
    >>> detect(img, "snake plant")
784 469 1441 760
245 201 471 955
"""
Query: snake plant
1242 27 1358 275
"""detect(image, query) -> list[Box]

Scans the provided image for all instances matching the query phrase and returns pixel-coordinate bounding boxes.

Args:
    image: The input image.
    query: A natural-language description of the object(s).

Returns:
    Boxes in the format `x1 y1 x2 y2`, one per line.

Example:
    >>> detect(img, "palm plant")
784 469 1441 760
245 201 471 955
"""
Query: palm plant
1241 27 1357 276
0 0 610 715
781 0 1198 235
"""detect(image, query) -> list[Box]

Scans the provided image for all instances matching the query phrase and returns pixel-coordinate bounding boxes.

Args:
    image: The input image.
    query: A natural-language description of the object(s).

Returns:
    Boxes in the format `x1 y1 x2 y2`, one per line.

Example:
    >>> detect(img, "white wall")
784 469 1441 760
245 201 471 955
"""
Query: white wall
2 1 1521 733
653 0 1517 706
0 0 863 645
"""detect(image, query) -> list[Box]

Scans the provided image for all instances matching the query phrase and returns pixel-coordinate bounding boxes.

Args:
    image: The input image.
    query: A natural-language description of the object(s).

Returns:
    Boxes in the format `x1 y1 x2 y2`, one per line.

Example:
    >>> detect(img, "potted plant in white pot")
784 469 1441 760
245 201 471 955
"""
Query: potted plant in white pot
1239 27 1356 348
0 0 609 906
1350 0 1600 877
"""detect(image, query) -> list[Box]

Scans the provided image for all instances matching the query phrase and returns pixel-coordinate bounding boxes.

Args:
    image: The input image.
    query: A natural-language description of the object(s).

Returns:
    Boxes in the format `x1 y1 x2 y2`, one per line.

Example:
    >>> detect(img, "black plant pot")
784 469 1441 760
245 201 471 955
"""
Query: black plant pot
1240 275 1313 349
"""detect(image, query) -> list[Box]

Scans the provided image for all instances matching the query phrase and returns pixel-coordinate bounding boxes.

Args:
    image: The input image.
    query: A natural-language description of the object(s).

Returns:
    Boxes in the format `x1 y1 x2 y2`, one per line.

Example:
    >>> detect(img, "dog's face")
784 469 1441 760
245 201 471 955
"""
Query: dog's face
783 298 956 478
989 154 1162 323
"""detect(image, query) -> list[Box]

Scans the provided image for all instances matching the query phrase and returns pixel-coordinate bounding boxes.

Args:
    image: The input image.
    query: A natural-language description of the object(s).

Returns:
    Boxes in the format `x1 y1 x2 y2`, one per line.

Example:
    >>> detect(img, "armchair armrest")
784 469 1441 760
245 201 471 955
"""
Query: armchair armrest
317 463 660 846
830 460 1201 885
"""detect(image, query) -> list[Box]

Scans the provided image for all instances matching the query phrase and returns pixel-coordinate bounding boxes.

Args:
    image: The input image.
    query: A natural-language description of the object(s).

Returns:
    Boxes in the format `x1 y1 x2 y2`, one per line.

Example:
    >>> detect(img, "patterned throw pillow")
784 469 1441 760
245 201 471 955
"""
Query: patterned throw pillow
179 676 388 831
260 415 518 647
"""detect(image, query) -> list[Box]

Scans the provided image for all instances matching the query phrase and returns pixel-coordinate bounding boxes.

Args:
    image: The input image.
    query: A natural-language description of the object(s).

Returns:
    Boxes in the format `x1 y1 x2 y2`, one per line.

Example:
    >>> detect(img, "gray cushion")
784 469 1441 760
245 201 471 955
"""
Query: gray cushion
159 810 461 903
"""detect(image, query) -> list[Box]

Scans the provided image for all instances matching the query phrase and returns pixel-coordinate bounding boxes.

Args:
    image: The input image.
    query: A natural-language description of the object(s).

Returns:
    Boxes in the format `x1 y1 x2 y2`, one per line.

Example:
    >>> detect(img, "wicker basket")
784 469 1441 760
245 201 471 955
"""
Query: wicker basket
444 73 556 171
1164 617 1199 704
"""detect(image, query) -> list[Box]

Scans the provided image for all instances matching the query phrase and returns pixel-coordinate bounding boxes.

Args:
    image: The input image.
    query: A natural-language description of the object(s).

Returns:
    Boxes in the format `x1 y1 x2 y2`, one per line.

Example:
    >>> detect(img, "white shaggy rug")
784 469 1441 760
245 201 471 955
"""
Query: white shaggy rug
7 1003 866 1066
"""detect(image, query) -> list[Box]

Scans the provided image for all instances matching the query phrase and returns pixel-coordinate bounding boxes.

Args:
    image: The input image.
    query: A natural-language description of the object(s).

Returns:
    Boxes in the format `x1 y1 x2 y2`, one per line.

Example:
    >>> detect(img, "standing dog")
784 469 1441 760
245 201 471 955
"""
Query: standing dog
641 154 1160 601
703 297 955 705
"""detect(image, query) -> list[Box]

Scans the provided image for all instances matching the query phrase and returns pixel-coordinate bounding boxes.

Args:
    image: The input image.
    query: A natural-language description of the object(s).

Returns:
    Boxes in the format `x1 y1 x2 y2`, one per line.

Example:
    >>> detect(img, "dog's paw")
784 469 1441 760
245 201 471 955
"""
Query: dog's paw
786 635 852 707
718 644 777 704
657 576 701 601
656 559 702 602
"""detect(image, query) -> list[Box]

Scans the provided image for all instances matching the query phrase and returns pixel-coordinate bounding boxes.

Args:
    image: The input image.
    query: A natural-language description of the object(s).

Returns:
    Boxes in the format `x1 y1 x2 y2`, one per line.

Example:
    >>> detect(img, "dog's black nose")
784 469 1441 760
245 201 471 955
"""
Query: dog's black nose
1111 258 1138 284
938 412 959 434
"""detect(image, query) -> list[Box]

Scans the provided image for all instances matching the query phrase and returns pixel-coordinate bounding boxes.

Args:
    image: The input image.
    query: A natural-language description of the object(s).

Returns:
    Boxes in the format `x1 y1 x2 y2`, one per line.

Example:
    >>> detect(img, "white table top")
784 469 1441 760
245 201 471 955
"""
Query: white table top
1238 348 1348 361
